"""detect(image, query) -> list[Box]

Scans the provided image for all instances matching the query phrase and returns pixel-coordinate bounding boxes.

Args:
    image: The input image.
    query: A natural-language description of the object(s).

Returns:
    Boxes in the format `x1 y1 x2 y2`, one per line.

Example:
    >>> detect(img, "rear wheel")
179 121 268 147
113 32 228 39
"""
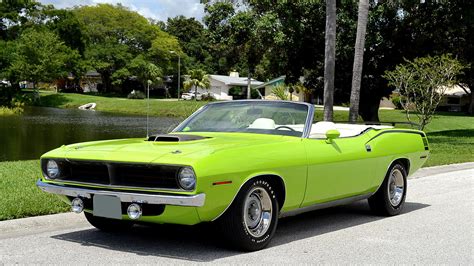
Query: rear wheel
84 212 133 232
218 178 279 251
368 163 407 216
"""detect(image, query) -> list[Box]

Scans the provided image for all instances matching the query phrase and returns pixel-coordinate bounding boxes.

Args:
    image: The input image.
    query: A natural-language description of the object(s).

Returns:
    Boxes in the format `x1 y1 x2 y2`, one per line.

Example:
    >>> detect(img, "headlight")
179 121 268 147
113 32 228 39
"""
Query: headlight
46 160 60 179
177 167 196 190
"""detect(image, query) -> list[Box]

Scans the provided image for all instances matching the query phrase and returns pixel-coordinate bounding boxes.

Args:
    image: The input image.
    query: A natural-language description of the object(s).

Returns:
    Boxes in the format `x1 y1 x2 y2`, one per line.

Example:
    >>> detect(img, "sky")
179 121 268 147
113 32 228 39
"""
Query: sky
38 0 206 22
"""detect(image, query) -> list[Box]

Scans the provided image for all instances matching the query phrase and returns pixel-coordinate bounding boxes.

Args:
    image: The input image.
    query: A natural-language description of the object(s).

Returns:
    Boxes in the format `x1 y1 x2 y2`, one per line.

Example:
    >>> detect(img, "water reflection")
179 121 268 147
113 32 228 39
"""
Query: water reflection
0 107 180 161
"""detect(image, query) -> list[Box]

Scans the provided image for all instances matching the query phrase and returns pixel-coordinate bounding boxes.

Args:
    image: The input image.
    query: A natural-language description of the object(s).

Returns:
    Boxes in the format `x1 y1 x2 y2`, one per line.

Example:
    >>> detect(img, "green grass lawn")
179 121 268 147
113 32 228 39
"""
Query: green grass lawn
0 160 69 221
37 91 208 117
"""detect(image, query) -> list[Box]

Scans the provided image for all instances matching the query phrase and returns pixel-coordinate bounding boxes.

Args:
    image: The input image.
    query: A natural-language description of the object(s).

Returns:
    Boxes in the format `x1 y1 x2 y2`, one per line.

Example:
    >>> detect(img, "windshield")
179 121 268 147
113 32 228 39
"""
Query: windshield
174 101 310 137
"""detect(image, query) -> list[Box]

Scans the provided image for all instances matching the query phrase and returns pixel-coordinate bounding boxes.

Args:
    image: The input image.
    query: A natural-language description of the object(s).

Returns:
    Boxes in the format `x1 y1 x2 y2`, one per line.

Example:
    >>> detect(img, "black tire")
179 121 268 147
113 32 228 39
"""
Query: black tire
84 212 134 232
218 178 279 251
368 163 407 216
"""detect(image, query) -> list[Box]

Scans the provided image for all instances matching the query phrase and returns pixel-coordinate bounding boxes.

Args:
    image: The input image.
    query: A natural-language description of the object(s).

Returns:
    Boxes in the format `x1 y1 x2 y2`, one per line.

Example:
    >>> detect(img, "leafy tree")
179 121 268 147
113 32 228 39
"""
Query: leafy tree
183 69 210 100
203 2 238 74
74 4 170 92
148 30 184 74
165 16 212 71
384 55 465 130
45 9 85 55
128 55 163 89
8 29 78 90
0 1 45 40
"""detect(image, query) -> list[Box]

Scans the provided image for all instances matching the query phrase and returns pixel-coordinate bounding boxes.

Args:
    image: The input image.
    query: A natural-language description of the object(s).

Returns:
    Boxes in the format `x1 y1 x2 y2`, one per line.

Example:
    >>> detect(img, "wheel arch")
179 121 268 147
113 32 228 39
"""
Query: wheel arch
392 157 411 175
212 173 286 221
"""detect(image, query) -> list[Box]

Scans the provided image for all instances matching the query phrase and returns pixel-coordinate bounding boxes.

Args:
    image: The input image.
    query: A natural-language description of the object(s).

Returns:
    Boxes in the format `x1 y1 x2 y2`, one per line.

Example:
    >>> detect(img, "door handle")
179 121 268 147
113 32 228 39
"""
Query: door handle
365 144 372 152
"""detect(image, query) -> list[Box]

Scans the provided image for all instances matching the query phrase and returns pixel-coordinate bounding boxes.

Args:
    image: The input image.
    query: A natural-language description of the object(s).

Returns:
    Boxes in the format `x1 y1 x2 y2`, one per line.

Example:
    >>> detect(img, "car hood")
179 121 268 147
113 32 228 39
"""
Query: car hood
45 132 298 165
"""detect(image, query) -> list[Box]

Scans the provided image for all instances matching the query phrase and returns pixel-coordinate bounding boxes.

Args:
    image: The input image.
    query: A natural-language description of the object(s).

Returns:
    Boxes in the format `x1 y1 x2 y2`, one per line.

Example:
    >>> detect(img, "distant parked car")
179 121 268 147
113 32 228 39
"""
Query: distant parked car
181 92 203 100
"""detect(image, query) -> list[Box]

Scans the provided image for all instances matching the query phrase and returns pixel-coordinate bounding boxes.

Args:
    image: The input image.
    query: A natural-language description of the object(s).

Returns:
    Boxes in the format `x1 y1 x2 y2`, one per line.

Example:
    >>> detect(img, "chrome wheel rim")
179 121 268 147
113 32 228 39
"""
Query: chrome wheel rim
243 187 273 238
388 168 405 206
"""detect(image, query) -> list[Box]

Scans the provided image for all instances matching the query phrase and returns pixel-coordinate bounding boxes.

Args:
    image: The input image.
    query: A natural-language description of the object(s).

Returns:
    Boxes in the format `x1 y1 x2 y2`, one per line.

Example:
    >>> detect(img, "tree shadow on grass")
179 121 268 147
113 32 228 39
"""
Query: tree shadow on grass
37 93 71 107
427 129 474 137
51 201 429 262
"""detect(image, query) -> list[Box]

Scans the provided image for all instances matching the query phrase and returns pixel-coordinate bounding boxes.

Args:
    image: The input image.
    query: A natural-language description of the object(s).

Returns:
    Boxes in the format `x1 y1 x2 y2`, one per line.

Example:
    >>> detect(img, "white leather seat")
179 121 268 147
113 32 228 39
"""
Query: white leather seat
310 121 336 138
248 118 276 130
310 122 393 138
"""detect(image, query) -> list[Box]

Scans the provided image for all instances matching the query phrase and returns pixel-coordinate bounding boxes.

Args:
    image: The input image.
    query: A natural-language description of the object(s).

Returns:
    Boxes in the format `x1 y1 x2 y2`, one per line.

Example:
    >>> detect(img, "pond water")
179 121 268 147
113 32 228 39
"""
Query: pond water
0 107 181 162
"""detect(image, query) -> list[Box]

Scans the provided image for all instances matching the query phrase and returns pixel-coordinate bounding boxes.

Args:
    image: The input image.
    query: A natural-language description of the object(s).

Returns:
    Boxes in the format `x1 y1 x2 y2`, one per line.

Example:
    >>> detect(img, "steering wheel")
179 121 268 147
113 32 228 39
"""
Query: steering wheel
275 125 296 131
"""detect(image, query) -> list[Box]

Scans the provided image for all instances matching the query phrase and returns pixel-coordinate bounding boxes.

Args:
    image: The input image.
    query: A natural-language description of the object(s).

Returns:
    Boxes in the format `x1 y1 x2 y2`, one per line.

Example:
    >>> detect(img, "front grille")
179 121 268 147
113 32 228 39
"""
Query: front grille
43 160 181 190
115 164 179 189
67 162 109 184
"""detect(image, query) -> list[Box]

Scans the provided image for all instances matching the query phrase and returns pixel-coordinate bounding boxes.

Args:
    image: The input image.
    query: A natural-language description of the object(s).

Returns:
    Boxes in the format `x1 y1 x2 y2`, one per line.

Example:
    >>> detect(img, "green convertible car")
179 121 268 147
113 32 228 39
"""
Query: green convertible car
37 100 429 250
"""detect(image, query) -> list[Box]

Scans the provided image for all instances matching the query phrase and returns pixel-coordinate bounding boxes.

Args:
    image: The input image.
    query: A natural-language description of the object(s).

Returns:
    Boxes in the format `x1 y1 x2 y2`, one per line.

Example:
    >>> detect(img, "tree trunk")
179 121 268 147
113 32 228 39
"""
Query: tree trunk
359 96 380 122
194 85 198 101
323 0 337 121
99 71 111 93
247 70 252 99
467 83 474 115
349 0 369 123
458 83 473 115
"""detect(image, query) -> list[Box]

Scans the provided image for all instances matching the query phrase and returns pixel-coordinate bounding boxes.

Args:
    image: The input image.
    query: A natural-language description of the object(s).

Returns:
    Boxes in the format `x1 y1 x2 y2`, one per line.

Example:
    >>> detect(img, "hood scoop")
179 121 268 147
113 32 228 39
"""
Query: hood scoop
147 134 208 142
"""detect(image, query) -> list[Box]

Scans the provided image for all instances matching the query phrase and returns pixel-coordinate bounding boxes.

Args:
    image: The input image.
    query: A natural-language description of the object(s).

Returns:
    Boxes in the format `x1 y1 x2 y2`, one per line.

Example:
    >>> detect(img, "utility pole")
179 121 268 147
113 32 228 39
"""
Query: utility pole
247 69 251 99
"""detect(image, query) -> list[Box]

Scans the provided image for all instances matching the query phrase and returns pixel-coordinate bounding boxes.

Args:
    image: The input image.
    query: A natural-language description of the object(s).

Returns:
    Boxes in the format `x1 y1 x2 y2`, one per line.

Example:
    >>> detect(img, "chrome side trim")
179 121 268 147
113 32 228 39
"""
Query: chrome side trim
279 193 372 218
36 180 205 207
302 104 315 138
43 178 186 193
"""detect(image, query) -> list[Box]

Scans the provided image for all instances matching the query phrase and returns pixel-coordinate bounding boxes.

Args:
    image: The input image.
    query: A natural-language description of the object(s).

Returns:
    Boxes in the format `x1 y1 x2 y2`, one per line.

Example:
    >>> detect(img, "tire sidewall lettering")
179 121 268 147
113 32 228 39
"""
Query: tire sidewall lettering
241 179 277 245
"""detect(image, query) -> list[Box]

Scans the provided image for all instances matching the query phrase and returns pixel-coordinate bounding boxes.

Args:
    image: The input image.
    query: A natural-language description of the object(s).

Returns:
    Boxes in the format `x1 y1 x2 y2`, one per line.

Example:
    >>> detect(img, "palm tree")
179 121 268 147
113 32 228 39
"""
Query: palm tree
349 0 369 122
183 69 211 100
323 0 336 121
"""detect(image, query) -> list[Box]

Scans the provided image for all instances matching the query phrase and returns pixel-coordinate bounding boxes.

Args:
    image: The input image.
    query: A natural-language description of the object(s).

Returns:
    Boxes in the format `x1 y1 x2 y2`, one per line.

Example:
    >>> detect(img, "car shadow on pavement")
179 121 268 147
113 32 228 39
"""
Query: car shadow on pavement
51 201 429 262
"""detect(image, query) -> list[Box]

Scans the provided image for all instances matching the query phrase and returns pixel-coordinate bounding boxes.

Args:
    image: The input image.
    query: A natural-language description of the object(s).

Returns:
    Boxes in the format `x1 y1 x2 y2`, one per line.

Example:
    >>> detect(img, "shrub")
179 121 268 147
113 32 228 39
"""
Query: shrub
271 84 288 100
201 94 216 101
229 86 244 97
384 54 465 130
127 90 146 99
0 105 23 115
391 95 403 109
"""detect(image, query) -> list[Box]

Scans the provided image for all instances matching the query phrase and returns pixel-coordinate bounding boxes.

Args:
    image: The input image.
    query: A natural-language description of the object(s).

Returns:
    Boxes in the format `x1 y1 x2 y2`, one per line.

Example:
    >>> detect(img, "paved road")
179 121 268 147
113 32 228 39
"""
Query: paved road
1 164 473 264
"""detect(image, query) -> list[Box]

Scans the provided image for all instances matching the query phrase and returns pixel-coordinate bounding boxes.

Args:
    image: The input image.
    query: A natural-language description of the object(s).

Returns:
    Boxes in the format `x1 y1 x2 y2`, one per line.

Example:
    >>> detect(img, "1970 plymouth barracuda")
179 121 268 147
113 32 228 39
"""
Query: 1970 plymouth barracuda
37 100 429 251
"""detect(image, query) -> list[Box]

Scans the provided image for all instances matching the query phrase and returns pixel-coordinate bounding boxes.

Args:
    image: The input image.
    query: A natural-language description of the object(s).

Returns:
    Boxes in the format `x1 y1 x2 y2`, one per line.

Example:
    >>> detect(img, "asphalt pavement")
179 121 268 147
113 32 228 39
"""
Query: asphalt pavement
0 163 473 264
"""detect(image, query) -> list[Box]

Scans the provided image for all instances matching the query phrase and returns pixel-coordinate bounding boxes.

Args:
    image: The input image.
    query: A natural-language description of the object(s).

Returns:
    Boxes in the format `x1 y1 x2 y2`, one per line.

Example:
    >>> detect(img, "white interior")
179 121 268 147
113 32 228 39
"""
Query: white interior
309 121 392 138
248 118 392 138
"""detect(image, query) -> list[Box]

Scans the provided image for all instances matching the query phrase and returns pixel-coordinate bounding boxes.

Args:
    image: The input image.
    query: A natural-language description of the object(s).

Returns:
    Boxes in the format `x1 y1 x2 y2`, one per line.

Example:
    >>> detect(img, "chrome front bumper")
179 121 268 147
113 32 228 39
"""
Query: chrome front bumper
36 179 206 207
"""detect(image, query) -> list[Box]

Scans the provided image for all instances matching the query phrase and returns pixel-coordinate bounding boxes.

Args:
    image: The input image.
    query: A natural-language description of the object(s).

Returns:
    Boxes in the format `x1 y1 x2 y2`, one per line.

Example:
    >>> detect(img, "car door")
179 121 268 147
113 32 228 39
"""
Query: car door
301 134 376 207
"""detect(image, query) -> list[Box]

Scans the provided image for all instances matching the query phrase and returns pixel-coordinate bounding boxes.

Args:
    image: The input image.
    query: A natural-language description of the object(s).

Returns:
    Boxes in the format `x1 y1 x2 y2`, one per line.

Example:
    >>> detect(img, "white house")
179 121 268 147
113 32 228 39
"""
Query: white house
194 71 263 100
255 75 306 102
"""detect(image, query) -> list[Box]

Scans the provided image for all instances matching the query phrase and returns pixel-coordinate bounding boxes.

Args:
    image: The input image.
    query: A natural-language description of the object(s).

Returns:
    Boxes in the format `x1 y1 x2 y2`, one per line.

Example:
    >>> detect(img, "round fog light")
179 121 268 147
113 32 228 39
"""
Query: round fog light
71 198 84 213
127 203 142 220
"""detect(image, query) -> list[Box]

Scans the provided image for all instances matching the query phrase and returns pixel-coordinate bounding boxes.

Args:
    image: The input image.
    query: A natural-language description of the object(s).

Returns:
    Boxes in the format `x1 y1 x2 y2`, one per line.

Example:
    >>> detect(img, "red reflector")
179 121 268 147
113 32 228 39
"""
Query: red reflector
212 181 232 186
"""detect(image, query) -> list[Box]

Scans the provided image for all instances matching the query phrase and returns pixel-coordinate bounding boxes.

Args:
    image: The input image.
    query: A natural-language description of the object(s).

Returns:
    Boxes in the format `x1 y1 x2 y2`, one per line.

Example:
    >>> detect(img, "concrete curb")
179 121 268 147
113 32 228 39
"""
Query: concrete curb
410 162 474 179
0 162 472 238
0 212 88 240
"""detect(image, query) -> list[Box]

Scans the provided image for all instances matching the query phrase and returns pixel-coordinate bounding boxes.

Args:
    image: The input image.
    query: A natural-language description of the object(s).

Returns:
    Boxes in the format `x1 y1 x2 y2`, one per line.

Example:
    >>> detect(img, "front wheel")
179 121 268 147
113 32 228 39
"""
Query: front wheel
84 212 134 232
218 178 279 251
368 163 407 216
